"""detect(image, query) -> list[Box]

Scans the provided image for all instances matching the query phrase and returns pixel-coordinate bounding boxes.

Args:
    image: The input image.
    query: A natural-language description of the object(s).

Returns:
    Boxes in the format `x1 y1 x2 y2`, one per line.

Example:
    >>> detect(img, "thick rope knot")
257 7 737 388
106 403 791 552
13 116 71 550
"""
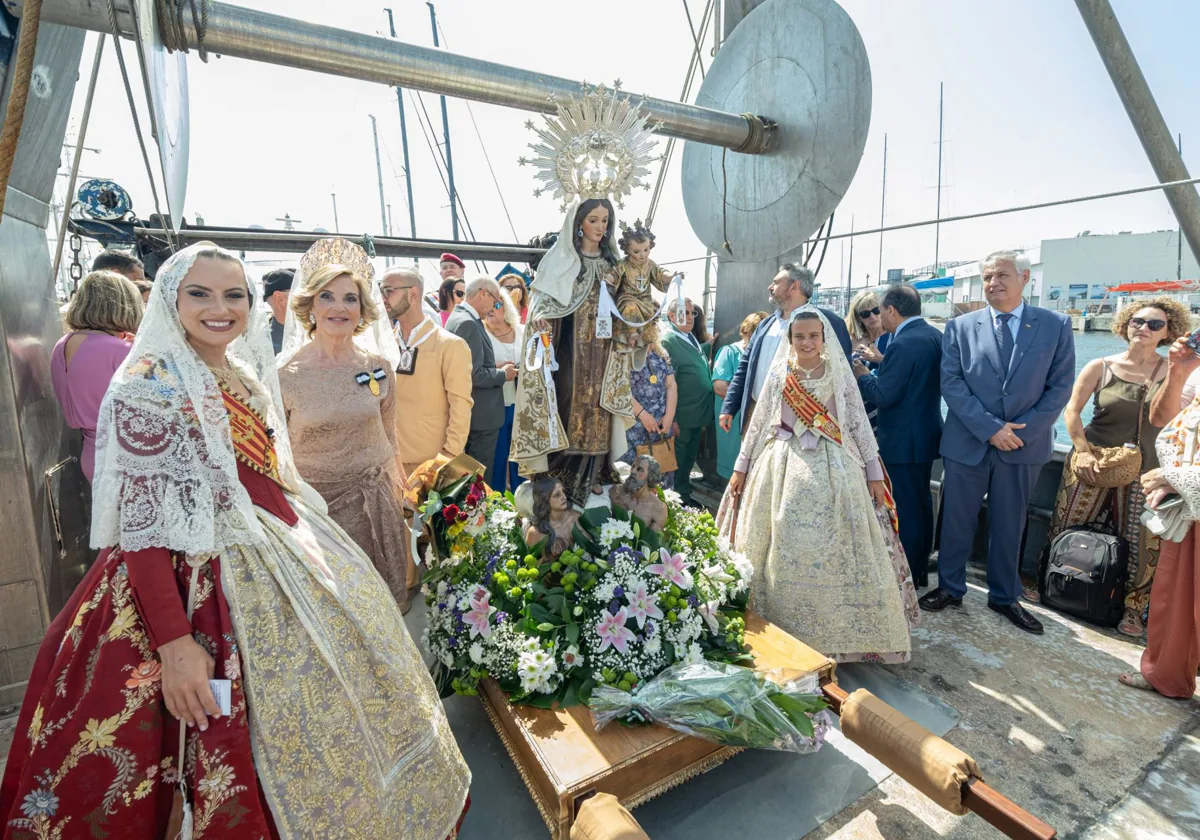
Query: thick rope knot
154 0 212 62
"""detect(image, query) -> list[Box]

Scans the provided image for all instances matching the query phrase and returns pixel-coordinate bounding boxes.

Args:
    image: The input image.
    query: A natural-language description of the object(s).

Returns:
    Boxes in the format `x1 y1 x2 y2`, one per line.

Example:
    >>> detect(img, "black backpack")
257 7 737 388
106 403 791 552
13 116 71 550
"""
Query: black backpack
1038 526 1128 627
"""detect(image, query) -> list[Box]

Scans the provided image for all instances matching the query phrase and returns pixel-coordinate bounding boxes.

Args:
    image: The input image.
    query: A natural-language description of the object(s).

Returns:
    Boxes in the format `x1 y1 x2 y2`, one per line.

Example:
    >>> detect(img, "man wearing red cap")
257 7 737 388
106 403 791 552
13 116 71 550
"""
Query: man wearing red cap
440 253 465 282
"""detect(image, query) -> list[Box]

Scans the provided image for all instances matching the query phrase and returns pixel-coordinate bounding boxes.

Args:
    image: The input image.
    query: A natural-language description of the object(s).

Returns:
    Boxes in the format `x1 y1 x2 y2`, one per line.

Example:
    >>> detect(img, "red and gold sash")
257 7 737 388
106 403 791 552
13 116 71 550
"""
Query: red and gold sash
221 388 283 485
783 366 843 446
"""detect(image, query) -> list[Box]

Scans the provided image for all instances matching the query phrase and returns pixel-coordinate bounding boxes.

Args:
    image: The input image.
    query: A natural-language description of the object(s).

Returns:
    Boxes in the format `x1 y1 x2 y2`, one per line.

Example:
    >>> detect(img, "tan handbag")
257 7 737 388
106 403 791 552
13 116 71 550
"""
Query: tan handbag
636 434 678 473
1068 358 1161 489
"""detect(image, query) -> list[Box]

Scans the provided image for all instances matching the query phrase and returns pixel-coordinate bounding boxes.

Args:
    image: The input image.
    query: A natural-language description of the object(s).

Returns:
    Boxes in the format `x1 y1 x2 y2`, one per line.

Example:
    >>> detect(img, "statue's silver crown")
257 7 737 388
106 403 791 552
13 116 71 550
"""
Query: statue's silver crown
519 84 660 211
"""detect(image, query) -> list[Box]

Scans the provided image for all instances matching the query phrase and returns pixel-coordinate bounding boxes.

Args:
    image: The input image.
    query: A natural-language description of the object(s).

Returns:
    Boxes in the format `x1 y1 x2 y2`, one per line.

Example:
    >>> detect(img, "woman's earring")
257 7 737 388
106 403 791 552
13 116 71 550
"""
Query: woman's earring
577 227 584 238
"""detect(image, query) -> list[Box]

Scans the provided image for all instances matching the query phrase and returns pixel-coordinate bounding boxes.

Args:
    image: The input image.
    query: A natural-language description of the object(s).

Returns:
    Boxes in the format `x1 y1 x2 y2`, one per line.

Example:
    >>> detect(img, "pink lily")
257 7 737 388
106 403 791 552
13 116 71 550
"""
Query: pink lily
624 581 664 629
595 608 636 654
469 584 491 607
464 591 496 639
647 550 694 589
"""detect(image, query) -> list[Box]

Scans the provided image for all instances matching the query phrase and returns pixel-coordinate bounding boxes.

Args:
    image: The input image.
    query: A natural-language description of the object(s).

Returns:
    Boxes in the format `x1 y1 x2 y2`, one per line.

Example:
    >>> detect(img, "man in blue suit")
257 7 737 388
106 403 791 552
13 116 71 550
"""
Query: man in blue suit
718 263 852 434
853 284 942 587
919 251 1074 634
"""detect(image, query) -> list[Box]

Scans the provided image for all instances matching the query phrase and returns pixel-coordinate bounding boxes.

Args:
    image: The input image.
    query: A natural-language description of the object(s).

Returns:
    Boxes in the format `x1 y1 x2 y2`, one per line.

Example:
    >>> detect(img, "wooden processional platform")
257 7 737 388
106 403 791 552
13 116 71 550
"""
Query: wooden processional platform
480 611 835 840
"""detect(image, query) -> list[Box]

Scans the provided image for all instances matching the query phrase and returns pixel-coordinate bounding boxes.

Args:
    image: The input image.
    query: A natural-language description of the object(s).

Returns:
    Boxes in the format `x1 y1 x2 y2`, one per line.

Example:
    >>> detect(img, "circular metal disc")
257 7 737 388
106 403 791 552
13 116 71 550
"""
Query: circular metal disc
682 0 871 262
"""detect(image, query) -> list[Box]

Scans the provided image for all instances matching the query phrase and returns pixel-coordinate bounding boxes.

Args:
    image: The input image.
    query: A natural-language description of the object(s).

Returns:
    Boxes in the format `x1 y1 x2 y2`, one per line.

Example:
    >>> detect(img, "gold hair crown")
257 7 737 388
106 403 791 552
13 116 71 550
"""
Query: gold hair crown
299 238 375 281
519 84 660 211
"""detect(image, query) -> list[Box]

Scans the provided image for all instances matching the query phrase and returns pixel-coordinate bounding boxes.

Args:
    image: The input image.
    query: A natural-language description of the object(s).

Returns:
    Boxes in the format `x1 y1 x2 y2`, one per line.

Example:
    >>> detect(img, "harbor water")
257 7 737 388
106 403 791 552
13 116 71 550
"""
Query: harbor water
1060 330 1140 440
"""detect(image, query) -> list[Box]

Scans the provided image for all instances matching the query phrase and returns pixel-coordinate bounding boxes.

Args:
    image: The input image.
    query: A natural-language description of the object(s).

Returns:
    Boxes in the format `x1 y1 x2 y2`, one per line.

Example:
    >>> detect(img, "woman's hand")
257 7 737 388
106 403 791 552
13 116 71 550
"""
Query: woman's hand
661 414 675 435
1141 467 1172 497
638 410 660 435
1167 337 1200 375
1073 448 1100 484
868 480 888 508
728 471 746 496
158 635 220 731
859 344 884 364
529 317 551 335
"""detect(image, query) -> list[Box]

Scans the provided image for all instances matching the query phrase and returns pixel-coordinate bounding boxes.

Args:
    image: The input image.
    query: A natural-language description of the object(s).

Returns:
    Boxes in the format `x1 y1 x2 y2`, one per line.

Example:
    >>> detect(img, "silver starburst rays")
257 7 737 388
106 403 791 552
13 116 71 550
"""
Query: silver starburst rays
519 84 660 210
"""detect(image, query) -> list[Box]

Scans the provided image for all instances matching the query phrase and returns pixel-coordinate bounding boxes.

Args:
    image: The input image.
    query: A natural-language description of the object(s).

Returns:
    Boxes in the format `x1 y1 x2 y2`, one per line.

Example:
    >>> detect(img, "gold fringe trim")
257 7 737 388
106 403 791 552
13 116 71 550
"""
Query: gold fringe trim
623 746 743 810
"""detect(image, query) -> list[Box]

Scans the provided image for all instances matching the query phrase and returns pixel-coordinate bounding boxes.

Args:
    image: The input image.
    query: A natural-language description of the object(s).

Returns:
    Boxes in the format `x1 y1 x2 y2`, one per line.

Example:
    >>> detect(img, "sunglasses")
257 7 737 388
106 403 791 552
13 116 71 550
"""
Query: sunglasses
857 307 881 318
1129 317 1166 332
501 283 523 291
380 285 418 297
453 290 465 298
492 301 504 311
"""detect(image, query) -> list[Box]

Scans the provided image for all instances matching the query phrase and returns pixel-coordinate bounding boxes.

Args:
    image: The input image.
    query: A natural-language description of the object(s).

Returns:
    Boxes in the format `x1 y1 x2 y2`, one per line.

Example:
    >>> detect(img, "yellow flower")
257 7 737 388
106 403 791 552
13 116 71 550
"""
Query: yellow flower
107 606 138 641
28 705 43 742
133 779 154 800
79 716 120 753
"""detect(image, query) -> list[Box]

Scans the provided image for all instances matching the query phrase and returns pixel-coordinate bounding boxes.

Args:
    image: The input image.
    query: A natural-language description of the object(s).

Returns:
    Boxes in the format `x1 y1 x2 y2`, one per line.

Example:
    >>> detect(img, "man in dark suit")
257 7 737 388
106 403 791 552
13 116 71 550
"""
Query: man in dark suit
919 251 1074 634
718 263 852 435
445 276 516 486
853 284 942 587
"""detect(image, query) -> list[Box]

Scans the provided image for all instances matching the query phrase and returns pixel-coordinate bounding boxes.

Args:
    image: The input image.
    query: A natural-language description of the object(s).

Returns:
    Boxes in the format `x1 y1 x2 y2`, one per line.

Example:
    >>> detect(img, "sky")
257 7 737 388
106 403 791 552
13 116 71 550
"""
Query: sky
58 0 1200 300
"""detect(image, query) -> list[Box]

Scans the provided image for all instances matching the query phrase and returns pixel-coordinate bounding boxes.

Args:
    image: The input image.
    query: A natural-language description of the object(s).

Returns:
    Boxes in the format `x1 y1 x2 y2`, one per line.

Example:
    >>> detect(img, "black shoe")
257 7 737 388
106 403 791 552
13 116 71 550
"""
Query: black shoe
987 600 1044 635
918 588 962 612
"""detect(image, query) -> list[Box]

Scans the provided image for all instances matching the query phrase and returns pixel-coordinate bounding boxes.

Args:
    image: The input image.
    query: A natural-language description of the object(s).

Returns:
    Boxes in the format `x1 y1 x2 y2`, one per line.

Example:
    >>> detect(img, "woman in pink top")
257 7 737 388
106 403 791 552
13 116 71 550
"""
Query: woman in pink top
50 269 143 482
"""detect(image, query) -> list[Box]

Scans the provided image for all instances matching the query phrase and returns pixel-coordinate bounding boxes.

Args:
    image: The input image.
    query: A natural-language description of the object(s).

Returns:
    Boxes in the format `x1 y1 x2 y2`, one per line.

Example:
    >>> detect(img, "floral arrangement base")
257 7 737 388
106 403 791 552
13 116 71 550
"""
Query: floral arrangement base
479 610 835 839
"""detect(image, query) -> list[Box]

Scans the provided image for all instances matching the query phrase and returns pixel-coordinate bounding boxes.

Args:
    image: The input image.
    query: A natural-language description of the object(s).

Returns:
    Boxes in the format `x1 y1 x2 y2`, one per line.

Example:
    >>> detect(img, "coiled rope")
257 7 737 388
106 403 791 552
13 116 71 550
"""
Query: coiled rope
155 0 211 62
0 0 44 222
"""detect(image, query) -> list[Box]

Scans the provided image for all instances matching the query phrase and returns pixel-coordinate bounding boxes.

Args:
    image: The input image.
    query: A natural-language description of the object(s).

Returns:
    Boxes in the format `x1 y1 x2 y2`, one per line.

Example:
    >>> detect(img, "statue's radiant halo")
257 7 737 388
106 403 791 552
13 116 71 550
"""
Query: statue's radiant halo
520 84 660 211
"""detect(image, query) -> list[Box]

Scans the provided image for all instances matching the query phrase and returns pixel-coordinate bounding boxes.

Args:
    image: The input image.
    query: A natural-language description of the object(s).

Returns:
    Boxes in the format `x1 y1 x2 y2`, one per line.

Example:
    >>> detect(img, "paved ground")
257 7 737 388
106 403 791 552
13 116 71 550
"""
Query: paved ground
805 570 1200 840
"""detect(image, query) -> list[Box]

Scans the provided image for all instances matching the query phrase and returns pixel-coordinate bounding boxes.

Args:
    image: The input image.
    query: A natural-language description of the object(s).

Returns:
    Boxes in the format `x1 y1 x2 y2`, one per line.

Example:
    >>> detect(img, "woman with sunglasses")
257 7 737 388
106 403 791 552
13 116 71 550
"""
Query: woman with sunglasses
1030 298 1188 637
845 290 889 369
437 277 466 326
499 270 529 324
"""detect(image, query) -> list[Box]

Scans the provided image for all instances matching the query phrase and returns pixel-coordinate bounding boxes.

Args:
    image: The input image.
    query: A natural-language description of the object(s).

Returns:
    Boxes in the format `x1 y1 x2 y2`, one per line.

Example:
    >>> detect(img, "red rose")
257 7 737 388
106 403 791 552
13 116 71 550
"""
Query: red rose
466 492 481 506
443 504 460 521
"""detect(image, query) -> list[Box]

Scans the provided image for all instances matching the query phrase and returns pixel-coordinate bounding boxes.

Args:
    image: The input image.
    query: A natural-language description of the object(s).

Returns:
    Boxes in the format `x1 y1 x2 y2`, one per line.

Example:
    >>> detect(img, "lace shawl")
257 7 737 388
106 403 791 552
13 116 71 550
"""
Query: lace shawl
737 305 879 475
527 201 621 322
90 243 326 554
1156 395 1200 519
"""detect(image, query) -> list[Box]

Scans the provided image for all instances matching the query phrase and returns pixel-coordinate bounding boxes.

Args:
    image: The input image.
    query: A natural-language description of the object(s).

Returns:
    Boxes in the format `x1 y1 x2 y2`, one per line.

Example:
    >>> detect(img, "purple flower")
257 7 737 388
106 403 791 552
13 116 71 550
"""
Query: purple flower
448 637 459 648
496 612 508 624
608 599 621 614
687 595 700 608
613 585 625 598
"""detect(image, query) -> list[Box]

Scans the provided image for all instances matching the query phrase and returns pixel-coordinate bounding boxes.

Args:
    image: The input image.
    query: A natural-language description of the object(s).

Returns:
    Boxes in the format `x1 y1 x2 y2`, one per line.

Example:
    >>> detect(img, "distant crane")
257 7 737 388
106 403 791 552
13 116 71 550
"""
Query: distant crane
276 213 302 231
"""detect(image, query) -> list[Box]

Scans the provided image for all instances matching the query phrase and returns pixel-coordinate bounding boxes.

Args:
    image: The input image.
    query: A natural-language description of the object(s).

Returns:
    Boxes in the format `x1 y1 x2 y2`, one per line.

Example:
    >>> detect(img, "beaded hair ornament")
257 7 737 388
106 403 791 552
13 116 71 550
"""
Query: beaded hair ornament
519 83 661 211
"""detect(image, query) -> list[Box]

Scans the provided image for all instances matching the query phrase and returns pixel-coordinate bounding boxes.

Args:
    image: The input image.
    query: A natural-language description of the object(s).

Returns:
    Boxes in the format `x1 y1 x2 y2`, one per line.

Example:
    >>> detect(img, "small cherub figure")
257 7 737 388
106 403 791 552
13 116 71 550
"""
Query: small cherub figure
612 220 678 352
609 455 669 533
523 477 582 560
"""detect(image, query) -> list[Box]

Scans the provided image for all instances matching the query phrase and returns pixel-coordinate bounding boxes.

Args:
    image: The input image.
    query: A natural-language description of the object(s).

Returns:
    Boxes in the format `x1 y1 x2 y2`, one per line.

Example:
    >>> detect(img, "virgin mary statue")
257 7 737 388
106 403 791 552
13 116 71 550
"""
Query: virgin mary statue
510 86 659 503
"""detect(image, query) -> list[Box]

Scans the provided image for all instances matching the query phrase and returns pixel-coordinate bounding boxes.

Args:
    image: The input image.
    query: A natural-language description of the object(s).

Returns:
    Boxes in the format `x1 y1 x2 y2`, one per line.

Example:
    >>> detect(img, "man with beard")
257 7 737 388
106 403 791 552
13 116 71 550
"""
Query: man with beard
378 266 473 597
718 263 852 434
610 455 668 532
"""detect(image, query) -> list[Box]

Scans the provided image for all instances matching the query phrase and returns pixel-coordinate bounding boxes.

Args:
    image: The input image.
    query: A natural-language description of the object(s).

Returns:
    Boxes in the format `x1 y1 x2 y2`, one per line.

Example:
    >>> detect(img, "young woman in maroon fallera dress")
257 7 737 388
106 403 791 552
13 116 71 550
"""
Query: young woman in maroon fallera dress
1 244 469 839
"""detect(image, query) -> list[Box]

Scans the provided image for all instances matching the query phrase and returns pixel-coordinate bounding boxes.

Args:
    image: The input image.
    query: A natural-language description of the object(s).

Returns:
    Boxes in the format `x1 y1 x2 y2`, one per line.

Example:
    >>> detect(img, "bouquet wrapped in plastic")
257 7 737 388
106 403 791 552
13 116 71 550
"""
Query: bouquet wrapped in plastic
590 661 835 754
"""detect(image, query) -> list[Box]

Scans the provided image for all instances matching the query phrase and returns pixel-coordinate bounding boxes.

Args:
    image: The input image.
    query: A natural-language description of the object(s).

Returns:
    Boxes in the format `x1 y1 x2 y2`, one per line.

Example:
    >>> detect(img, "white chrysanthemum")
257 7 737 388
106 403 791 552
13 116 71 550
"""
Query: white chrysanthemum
518 649 558 694
599 518 636 548
684 642 704 665
469 642 485 665
597 581 617 601
436 580 449 597
644 635 662 656
662 488 683 505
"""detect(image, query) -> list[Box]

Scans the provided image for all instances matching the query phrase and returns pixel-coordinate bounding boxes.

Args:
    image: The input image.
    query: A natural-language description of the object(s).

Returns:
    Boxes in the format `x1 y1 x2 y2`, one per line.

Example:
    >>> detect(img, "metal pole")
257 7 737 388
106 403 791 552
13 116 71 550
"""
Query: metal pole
846 214 855 290
19 0 769 154
52 33 105 286
386 203 394 266
1075 0 1200 265
934 83 943 276
370 115 389 240
426 2 459 240
1179 133 1184 280
877 132 886 286
331 192 339 233
385 8 419 249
